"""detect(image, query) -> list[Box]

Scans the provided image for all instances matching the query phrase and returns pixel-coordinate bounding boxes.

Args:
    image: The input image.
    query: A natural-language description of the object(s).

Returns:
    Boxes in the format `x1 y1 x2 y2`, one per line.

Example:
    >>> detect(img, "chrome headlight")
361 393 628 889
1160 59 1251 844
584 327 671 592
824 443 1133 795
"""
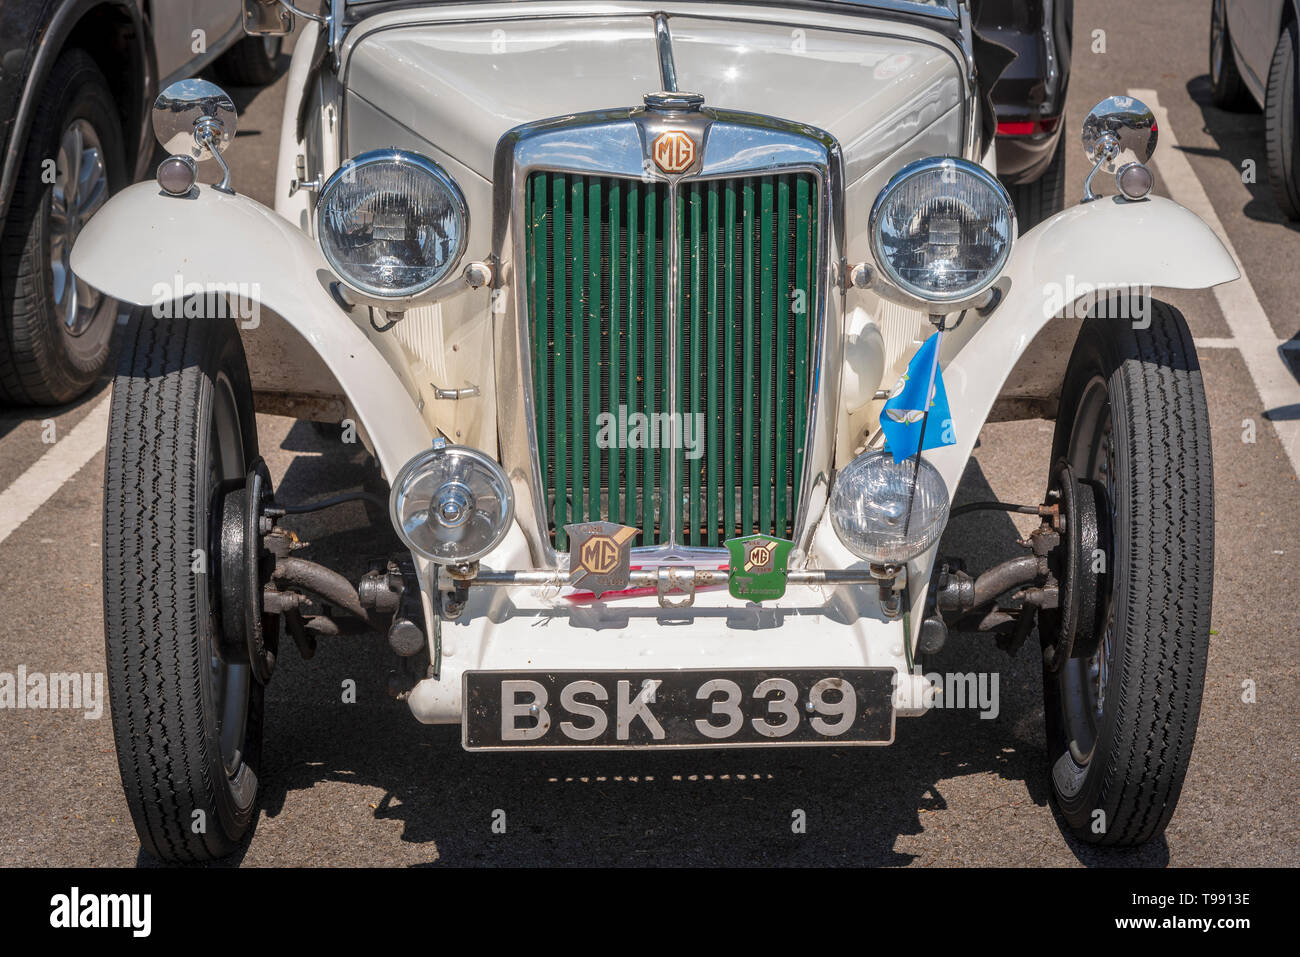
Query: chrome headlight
316 149 468 299
869 157 1015 303
390 442 513 565
829 449 950 565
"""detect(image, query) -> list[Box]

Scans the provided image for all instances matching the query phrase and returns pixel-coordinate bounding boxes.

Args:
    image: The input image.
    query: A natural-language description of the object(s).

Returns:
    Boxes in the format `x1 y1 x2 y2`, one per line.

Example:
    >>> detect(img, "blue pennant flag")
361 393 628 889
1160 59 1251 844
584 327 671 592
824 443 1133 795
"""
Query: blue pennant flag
880 331 955 462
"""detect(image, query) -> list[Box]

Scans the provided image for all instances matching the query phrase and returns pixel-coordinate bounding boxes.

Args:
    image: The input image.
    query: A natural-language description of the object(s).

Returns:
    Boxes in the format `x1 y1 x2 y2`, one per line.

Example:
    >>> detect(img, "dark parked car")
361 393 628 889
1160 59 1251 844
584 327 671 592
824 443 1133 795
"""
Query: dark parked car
0 0 280 405
975 0 1075 228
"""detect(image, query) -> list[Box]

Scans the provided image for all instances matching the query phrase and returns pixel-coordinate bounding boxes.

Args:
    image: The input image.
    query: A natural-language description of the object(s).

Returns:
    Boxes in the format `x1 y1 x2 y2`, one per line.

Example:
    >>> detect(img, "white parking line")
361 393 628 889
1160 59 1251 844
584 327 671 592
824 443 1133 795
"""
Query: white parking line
1132 88 1300 480
0 395 111 546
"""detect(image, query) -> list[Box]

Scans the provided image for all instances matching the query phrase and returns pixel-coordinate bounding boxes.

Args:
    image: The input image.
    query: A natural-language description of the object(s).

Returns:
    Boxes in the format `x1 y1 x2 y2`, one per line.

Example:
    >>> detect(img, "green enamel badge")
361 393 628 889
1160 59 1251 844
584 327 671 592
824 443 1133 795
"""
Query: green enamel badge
724 534 794 602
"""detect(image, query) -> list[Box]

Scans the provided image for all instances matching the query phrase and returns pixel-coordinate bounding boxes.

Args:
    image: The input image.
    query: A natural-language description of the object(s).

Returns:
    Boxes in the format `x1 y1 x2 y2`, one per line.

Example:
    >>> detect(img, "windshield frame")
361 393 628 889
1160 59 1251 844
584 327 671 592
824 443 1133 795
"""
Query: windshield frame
342 0 961 23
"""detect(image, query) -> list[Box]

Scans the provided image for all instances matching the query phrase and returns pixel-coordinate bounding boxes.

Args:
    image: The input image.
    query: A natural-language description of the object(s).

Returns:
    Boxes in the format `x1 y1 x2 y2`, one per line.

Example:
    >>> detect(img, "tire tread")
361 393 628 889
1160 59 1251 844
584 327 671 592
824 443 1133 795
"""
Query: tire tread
104 314 253 861
1051 300 1213 846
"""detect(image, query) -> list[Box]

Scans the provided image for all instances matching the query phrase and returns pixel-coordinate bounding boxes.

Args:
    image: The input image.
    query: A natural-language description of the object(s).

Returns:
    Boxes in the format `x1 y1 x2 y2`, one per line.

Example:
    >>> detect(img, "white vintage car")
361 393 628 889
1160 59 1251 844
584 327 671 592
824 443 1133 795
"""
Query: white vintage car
72 0 1238 862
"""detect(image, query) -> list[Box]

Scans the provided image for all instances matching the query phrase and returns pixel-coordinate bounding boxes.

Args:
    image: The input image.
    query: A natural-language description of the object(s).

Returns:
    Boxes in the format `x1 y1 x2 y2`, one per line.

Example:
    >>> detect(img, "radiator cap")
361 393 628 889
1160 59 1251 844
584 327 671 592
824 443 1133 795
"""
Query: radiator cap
643 91 705 112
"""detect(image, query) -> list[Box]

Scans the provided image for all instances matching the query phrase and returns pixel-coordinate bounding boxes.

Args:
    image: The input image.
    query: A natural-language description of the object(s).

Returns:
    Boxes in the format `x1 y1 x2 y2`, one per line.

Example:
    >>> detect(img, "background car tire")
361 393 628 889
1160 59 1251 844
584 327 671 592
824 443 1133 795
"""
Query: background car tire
0 49 124 405
104 312 264 862
1209 0 1253 110
1043 298 1213 846
216 35 283 87
1006 134 1066 232
1265 18 1300 220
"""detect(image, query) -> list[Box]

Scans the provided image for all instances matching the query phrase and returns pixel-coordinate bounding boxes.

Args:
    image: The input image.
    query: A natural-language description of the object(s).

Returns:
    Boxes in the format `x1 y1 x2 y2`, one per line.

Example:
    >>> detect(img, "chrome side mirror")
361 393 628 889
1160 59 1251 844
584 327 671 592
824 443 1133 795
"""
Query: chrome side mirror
1080 95 1158 203
152 79 238 195
242 0 295 36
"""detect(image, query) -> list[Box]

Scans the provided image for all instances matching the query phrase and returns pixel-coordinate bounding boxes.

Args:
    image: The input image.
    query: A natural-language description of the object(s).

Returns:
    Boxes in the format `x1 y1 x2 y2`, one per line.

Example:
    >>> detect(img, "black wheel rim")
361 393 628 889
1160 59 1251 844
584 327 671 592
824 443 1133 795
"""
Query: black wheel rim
206 371 252 779
1057 376 1118 766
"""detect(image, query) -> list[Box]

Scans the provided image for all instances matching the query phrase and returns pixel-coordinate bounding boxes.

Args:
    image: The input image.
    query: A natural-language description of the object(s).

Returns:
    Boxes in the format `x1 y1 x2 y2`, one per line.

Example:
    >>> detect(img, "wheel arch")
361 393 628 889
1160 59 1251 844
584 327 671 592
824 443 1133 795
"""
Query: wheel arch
900 193 1237 651
70 181 434 484
931 194 1238 498
1282 0 1299 30
0 1 153 228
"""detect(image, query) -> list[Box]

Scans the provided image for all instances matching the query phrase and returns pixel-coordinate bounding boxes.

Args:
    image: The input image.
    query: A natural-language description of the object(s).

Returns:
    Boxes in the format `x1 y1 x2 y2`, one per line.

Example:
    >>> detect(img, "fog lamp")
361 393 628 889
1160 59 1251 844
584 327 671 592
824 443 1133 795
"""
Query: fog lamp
830 449 950 564
390 441 513 565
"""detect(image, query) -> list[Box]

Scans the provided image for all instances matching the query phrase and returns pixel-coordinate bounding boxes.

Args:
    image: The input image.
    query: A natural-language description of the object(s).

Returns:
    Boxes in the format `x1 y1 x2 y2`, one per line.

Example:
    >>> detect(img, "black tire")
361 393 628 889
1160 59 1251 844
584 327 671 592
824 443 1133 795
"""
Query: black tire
1007 134 1066 232
215 35 283 87
0 49 125 405
1265 18 1300 220
1043 298 1213 846
104 312 264 862
1210 0 1253 110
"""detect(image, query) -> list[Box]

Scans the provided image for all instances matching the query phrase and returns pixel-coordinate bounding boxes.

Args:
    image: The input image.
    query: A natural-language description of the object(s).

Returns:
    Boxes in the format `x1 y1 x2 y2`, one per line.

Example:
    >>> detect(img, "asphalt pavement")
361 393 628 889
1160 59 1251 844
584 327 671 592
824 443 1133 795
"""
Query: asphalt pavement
0 0 1296 866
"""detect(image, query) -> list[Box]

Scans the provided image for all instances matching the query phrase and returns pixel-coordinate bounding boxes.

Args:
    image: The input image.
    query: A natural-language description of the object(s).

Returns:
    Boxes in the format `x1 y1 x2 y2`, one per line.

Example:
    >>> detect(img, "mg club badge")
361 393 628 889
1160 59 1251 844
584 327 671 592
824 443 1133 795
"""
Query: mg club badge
724 534 794 602
565 521 639 596
652 130 696 173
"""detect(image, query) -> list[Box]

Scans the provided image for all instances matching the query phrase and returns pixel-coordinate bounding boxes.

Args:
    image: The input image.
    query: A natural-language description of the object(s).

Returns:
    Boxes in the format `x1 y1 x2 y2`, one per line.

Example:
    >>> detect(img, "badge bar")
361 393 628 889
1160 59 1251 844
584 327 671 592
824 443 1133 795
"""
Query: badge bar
462 564 900 609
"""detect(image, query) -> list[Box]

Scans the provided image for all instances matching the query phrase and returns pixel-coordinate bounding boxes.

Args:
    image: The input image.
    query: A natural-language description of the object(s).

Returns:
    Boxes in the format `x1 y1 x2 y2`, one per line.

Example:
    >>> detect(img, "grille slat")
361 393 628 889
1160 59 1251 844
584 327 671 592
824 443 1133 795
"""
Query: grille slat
775 176 790 536
608 179 622 525
625 181 639 530
723 183 737 541
549 173 568 540
794 174 813 498
526 170 818 551
741 177 755 536
586 177 601 521
570 176 584 525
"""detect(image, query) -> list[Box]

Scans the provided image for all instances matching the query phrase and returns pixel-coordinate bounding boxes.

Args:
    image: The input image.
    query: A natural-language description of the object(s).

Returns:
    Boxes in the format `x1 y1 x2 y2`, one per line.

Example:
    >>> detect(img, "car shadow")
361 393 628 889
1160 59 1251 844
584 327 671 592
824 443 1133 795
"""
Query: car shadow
0 309 127 432
129 438 1170 868
0 376 110 440
1184 74 1300 231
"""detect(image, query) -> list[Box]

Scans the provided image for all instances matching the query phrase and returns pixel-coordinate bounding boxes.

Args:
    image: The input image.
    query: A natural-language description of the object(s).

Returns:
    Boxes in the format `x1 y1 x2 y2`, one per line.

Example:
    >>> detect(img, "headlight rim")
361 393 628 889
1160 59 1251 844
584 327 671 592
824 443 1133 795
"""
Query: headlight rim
389 442 515 566
315 148 470 301
867 155 1016 304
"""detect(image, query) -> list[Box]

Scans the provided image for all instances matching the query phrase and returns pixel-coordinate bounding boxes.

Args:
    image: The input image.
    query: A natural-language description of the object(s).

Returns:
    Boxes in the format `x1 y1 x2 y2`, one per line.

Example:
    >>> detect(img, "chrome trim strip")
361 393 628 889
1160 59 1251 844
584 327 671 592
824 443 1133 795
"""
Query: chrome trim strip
654 13 678 92
492 106 844 568
665 166 681 545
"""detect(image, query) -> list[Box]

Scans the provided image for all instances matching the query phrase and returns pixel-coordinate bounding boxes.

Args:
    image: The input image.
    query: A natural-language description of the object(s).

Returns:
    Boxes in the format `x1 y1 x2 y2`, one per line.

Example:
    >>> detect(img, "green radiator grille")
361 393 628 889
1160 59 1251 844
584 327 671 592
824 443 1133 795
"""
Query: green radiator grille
525 170 819 551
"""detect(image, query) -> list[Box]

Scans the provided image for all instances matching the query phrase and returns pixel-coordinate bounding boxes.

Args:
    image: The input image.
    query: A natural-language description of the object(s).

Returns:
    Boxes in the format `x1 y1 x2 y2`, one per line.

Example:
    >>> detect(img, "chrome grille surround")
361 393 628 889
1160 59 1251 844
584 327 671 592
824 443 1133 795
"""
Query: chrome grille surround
491 104 845 569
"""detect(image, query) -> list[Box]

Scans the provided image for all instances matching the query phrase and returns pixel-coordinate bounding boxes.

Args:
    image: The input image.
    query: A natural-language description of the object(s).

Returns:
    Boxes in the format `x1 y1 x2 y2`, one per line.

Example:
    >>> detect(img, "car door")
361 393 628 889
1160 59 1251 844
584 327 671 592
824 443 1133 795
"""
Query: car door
151 0 242 84
1227 0 1286 100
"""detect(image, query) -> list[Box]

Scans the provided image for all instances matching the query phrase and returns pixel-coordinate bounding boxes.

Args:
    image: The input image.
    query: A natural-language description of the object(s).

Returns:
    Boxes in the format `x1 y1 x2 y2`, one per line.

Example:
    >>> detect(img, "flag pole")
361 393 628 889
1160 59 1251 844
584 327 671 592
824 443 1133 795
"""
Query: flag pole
904 313 946 539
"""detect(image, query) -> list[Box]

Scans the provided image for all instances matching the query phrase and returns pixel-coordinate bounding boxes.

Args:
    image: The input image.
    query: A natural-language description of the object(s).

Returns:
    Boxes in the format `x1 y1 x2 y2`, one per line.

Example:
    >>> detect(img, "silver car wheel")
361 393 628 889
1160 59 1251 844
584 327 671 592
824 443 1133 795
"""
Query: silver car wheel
48 118 109 338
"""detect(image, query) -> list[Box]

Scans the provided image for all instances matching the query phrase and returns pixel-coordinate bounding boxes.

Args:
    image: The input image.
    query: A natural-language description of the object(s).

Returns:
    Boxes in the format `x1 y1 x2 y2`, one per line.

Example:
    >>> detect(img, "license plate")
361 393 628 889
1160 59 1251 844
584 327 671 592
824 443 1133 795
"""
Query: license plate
462 668 895 750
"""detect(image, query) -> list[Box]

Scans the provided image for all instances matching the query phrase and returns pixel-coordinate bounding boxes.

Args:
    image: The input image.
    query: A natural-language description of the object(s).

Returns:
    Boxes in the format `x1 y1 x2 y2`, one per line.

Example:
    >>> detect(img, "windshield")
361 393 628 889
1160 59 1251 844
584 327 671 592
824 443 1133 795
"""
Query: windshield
345 0 961 19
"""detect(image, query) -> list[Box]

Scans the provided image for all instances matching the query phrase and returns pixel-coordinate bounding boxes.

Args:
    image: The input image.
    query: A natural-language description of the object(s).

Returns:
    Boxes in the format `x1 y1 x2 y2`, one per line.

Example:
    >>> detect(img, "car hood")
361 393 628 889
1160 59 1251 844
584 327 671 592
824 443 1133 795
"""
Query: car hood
343 8 964 184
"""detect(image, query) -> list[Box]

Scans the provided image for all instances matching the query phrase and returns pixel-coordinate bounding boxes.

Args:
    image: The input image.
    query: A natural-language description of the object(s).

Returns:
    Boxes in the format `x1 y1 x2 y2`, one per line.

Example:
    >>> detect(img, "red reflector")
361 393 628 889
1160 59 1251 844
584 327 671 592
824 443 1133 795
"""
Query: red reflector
997 116 1061 137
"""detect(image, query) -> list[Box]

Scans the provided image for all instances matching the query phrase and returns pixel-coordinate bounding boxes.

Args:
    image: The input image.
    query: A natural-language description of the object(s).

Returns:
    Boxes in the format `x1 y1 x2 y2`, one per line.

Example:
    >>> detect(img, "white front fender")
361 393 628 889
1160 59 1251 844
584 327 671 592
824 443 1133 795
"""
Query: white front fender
897 194 1239 648
71 182 432 482
931 194 1239 495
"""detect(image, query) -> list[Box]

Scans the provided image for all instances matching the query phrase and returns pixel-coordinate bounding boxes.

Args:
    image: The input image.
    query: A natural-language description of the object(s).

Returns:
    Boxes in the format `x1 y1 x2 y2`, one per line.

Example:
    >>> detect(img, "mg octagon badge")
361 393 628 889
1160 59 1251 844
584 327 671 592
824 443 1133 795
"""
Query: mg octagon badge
564 522 639 596
652 130 696 174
